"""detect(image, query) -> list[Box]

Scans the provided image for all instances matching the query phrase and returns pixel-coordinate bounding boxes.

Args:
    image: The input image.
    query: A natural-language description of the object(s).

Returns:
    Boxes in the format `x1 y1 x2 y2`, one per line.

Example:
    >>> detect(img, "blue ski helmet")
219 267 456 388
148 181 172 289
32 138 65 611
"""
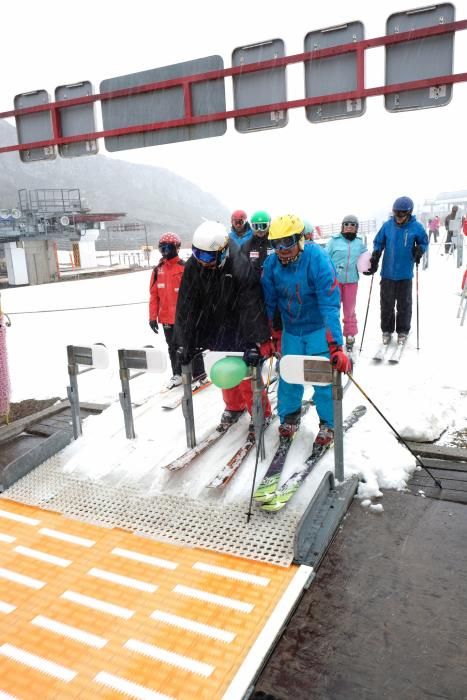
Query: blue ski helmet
392 196 414 212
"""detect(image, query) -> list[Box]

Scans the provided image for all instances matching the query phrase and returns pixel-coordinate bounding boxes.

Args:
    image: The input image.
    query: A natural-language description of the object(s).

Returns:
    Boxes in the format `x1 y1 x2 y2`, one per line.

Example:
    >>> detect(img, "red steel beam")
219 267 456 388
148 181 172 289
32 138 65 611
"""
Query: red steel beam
0 19 466 155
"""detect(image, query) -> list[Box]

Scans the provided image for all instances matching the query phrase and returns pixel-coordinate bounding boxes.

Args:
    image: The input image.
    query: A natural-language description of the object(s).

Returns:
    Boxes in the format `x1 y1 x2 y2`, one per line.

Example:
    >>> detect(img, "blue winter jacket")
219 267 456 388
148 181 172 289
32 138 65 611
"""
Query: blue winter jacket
261 243 343 346
229 225 254 247
326 234 367 284
373 215 428 280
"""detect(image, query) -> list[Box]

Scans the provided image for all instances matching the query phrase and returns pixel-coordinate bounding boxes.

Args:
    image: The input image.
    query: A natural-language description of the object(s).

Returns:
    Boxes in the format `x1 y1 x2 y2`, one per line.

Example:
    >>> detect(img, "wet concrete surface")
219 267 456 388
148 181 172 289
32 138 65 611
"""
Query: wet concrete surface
253 490 467 700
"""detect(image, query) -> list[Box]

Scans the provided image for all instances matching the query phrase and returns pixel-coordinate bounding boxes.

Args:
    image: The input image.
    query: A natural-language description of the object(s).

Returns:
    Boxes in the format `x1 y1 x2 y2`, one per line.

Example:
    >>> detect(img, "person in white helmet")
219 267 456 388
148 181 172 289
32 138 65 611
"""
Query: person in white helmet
174 221 274 430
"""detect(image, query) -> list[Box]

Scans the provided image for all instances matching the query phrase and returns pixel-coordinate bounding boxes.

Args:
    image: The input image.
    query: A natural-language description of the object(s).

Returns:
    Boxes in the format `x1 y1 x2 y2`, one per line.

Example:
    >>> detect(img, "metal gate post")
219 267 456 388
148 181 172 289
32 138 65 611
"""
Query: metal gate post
66 345 82 439
118 349 136 439
181 362 196 449
332 368 344 481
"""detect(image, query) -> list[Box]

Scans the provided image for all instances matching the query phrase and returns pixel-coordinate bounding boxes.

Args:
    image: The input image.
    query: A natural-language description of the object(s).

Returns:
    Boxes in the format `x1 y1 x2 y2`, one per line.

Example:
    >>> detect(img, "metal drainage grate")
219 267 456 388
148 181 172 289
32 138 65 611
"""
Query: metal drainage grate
2 455 300 567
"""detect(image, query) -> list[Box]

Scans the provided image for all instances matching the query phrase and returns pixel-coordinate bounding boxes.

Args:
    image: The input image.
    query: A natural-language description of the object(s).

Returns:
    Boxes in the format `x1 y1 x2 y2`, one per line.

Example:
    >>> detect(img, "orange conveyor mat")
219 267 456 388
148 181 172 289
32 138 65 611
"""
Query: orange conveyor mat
0 499 303 699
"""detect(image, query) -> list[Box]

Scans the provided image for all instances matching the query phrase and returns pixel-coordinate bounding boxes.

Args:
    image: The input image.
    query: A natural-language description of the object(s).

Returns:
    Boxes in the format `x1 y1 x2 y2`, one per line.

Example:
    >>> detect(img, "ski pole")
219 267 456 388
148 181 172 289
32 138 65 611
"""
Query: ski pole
347 372 442 489
416 262 420 351
246 357 274 523
359 274 374 354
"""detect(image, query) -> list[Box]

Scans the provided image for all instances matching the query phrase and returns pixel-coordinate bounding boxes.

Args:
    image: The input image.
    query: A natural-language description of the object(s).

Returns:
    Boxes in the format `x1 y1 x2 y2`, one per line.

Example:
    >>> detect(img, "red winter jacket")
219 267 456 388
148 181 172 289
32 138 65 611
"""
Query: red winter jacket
149 256 185 325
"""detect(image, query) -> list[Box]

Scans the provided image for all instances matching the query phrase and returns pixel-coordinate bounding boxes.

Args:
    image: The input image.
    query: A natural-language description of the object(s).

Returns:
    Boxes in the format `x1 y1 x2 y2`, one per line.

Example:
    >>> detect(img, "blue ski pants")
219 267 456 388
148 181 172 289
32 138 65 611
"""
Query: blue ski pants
279 328 333 427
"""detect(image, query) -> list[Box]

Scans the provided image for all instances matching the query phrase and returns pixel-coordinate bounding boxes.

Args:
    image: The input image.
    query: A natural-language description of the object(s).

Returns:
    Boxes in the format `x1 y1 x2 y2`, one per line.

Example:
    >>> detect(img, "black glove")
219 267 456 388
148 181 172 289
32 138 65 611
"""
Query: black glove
243 345 261 367
363 251 381 276
412 242 423 264
149 320 159 333
176 346 193 365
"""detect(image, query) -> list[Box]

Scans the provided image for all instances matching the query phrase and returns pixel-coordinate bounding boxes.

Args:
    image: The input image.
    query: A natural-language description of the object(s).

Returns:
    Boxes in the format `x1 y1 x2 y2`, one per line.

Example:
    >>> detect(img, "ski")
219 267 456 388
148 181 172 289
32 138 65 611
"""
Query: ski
253 402 313 504
262 405 367 512
388 340 407 364
161 378 211 409
206 414 277 489
372 341 392 361
163 420 237 472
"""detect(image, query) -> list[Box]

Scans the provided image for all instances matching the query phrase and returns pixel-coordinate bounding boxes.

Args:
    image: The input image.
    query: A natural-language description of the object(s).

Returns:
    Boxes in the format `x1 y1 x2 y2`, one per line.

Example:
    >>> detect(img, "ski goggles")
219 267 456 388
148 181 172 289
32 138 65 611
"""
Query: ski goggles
159 243 177 253
270 233 301 250
342 221 358 227
192 244 227 265
393 210 410 217
252 222 269 231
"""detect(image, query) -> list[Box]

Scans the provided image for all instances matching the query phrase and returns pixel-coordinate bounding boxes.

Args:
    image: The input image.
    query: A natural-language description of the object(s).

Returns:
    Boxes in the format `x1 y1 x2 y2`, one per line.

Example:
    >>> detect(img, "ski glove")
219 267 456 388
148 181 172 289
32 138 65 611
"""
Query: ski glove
243 340 275 367
329 344 352 374
412 242 423 264
149 320 159 333
363 250 381 276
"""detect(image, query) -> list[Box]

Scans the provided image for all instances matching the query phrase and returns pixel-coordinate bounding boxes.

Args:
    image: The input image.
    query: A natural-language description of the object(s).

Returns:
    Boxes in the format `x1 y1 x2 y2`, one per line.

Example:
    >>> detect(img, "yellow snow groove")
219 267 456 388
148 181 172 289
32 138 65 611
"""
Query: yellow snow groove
0 499 300 699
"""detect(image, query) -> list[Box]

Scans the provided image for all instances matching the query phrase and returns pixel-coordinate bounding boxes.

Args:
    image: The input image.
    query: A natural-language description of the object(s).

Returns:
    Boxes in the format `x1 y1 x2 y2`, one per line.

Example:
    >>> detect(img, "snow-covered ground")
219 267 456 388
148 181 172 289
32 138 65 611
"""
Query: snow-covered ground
1 238 466 514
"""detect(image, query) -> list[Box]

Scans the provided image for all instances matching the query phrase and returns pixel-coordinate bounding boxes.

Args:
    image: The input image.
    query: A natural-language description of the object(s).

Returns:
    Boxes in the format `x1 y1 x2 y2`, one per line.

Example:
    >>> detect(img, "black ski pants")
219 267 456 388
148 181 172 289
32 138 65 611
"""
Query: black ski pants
380 278 412 335
163 324 205 379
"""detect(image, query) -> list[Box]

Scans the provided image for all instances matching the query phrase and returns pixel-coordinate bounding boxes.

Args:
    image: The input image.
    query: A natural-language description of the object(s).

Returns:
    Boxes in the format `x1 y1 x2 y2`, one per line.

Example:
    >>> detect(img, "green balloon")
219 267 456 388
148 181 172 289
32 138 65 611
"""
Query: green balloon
210 356 248 389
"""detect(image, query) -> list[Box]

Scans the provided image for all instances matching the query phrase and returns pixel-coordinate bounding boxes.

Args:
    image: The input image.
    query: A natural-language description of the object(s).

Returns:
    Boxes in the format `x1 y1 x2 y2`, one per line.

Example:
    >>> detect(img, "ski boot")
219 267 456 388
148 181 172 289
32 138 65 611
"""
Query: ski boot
218 409 245 431
248 414 272 437
345 335 355 352
166 374 182 390
382 332 392 345
397 333 408 345
278 408 301 439
313 423 334 448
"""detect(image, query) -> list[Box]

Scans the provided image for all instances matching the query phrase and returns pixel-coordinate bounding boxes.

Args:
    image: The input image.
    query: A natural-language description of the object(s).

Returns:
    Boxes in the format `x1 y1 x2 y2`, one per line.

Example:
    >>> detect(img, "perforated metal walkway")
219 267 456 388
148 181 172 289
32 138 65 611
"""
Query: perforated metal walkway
0 499 312 700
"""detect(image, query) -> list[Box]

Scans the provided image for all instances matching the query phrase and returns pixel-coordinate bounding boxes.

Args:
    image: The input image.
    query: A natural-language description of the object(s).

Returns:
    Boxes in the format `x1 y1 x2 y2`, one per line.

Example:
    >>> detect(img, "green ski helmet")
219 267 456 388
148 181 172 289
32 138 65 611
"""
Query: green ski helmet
251 210 271 235
302 219 314 240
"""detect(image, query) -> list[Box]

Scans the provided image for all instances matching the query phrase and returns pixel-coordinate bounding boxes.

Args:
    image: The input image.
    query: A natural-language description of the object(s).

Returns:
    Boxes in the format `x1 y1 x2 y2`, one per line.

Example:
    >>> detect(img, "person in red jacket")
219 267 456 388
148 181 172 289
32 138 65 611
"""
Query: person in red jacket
149 232 205 389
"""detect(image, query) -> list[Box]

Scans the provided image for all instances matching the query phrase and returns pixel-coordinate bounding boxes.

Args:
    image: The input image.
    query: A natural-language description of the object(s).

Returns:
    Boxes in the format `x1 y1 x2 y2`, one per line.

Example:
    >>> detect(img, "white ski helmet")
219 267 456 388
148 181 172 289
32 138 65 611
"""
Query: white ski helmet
192 221 228 252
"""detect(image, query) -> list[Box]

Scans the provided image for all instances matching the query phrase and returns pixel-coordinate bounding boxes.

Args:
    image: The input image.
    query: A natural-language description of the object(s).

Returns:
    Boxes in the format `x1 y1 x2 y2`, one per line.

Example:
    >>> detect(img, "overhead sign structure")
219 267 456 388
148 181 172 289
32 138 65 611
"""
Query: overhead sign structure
232 38 288 133
385 3 455 111
14 89 56 162
2 12 467 161
100 55 227 152
55 81 98 157
304 21 366 123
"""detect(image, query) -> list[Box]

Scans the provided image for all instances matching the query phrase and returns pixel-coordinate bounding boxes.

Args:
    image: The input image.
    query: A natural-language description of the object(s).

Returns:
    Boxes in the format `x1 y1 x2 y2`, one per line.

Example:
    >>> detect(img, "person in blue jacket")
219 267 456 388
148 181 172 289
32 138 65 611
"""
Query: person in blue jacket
229 209 254 247
364 196 428 345
326 214 367 352
262 214 351 449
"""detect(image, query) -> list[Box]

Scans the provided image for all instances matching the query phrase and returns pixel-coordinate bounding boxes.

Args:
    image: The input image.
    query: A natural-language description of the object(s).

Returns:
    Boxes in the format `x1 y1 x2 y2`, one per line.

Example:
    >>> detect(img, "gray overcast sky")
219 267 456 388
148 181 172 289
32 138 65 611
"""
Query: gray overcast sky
1 0 467 226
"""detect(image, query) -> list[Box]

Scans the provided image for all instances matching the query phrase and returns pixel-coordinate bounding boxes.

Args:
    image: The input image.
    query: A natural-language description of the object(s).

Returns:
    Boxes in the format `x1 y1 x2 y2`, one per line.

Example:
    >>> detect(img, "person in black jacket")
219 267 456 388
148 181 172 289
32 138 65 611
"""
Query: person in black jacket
175 220 274 429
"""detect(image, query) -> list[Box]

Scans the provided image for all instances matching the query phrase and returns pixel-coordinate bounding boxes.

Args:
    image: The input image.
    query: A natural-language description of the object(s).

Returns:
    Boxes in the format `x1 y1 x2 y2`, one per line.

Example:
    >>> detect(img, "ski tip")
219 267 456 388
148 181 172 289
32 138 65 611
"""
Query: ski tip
261 500 285 512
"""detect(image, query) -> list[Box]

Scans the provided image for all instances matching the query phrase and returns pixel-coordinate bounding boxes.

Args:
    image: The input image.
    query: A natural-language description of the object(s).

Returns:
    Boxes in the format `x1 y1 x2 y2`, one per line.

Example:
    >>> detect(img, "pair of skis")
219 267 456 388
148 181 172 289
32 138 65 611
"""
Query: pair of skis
253 405 367 512
373 338 407 364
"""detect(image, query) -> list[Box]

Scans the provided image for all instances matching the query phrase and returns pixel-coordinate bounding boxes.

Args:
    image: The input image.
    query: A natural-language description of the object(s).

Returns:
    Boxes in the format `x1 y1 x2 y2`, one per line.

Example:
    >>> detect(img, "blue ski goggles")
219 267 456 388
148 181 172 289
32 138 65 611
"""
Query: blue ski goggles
270 233 301 250
192 244 228 265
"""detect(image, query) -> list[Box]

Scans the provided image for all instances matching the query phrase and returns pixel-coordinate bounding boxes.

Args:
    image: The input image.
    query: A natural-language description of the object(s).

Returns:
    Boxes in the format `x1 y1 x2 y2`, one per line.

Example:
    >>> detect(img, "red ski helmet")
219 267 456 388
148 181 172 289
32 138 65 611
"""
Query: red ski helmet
159 232 181 247
231 209 247 224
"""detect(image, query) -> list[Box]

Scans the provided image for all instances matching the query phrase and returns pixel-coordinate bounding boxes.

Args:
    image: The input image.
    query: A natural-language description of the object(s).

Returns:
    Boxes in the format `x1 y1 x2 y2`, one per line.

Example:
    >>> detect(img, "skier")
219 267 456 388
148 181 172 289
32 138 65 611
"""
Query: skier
229 209 254 247
444 205 461 255
243 210 282 354
174 221 274 430
428 215 440 243
242 210 273 273
364 196 428 345
261 214 350 449
303 219 315 242
326 215 367 353
149 232 206 389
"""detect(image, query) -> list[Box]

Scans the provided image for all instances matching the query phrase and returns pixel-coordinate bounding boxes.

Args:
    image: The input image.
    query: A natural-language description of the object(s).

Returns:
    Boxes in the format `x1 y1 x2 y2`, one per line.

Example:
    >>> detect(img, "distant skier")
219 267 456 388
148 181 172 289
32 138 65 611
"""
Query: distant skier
261 214 350 449
228 209 254 247
364 196 428 345
149 232 205 389
427 215 440 243
326 215 367 353
174 221 274 430
444 205 462 255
